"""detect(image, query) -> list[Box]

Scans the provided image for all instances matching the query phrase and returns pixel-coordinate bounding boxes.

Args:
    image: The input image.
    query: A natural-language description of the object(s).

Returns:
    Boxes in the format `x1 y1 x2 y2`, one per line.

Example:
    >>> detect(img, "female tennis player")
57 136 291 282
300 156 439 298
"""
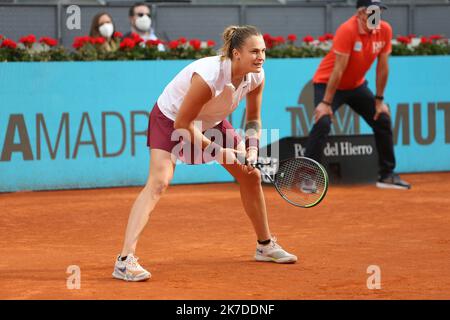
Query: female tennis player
113 25 297 282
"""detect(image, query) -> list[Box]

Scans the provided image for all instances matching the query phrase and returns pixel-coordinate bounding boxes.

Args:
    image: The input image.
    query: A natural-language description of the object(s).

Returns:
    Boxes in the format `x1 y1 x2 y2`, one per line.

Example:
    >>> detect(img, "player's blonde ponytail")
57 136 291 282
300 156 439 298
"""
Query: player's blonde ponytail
220 25 261 60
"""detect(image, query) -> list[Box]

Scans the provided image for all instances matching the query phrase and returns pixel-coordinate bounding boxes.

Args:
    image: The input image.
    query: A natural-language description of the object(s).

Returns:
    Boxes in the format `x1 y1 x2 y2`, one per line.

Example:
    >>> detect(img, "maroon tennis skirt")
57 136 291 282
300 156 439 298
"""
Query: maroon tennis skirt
147 103 242 164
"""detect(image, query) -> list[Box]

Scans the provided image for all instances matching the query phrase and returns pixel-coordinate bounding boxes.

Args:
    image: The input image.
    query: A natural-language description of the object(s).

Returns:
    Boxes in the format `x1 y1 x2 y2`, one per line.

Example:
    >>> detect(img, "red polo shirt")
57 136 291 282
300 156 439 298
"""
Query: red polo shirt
313 15 393 90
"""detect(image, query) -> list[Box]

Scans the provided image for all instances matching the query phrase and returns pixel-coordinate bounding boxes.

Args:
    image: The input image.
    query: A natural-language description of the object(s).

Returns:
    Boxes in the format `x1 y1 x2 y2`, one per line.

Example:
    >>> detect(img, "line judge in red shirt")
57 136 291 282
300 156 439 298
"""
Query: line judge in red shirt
304 0 410 190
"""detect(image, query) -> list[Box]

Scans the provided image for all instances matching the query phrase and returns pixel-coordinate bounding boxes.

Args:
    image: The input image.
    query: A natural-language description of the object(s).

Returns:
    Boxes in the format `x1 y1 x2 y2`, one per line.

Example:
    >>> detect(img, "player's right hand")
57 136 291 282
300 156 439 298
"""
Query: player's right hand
314 102 334 123
245 147 258 172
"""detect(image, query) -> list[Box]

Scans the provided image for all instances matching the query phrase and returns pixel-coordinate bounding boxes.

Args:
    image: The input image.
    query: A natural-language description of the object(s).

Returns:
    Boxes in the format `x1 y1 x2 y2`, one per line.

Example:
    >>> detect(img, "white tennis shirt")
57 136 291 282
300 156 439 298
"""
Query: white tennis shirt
157 55 265 130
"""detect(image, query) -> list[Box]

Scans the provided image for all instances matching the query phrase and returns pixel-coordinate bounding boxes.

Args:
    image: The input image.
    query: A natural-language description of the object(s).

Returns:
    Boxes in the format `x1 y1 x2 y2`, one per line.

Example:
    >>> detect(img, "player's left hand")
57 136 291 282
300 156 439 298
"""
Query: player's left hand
374 100 390 121
245 147 258 172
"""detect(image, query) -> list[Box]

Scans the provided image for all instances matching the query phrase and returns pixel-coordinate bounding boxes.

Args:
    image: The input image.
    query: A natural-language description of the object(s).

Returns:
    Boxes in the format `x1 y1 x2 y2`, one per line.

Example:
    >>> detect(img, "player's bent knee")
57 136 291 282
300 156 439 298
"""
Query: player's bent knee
375 114 392 129
237 169 262 186
316 116 332 133
250 169 262 183
147 179 170 197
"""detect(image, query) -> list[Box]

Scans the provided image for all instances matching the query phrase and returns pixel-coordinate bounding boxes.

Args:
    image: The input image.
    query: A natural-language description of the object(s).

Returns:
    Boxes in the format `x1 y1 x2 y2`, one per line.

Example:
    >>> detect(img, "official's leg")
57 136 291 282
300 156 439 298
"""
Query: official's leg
346 82 410 189
346 82 395 177
304 83 346 162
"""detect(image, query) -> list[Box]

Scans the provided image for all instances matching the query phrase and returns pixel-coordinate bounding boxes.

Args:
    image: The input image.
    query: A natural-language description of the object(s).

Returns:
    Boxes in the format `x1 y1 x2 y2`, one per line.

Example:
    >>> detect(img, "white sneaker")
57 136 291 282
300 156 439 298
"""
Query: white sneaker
254 238 298 264
112 254 151 282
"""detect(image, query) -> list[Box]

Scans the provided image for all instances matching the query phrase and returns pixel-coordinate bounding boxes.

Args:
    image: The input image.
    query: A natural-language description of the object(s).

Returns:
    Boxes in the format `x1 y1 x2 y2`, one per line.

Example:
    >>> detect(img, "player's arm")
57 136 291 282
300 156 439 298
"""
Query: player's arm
173 73 214 149
245 79 265 169
374 52 390 120
315 53 350 123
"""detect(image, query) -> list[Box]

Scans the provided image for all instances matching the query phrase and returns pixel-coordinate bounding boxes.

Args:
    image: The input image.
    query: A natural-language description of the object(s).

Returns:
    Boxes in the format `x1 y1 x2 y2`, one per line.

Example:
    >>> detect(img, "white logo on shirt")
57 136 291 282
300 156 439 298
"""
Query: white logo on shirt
373 41 385 54
354 41 363 52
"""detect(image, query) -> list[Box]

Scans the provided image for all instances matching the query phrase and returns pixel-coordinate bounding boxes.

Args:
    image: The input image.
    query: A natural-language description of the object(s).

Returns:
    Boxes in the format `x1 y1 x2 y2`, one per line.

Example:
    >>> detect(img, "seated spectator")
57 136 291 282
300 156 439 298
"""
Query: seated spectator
125 2 164 50
89 12 119 52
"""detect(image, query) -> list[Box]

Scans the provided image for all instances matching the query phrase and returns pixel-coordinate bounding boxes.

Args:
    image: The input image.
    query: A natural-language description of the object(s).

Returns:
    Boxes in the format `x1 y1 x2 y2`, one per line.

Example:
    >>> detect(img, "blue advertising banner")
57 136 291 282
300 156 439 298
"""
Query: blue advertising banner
1 57 449 192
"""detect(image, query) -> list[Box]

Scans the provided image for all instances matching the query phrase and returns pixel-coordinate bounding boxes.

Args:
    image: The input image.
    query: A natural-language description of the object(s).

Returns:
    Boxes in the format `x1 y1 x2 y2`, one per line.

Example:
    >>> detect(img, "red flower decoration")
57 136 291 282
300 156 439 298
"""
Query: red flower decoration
287 34 297 42
303 35 315 44
19 34 36 46
318 35 327 43
129 32 143 44
119 38 136 49
263 33 274 49
146 39 162 47
207 39 216 47
72 36 91 49
1 38 17 49
402 36 410 44
324 33 334 41
420 36 432 44
429 35 443 41
178 37 187 44
39 37 58 47
90 37 105 45
168 40 179 49
274 36 285 45
113 32 123 38
189 39 201 50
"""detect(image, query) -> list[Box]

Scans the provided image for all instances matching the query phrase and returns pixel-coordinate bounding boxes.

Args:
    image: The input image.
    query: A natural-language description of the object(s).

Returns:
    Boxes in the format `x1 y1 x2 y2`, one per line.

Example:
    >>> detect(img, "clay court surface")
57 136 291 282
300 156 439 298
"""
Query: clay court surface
1 172 449 300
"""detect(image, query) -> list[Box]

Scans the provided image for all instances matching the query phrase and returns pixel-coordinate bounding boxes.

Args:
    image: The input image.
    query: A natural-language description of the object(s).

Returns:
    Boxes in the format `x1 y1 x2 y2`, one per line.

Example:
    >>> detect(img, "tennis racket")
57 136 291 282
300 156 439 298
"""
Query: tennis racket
253 157 328 208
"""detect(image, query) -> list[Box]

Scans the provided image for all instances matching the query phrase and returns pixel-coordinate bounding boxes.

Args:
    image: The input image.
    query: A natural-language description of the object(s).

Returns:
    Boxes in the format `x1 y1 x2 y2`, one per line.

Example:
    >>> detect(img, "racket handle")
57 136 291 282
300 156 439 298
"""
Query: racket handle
244 159 272 169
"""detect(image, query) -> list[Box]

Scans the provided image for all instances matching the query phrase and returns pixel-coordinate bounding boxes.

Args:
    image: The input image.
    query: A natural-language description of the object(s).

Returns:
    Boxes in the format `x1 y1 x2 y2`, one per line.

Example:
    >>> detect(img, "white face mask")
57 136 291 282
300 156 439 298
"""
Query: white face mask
135 15 151 32
99 23 114 38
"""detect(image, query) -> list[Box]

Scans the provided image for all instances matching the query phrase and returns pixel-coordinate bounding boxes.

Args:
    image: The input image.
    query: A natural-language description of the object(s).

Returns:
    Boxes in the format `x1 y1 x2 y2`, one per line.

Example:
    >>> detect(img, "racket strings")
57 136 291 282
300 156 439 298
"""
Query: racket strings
274 158 327 207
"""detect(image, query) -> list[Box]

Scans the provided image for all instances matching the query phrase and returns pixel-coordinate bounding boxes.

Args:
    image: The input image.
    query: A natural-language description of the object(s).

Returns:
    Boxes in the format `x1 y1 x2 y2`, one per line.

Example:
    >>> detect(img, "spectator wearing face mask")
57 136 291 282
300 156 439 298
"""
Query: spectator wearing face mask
89 12 119 52
125 2 164 51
